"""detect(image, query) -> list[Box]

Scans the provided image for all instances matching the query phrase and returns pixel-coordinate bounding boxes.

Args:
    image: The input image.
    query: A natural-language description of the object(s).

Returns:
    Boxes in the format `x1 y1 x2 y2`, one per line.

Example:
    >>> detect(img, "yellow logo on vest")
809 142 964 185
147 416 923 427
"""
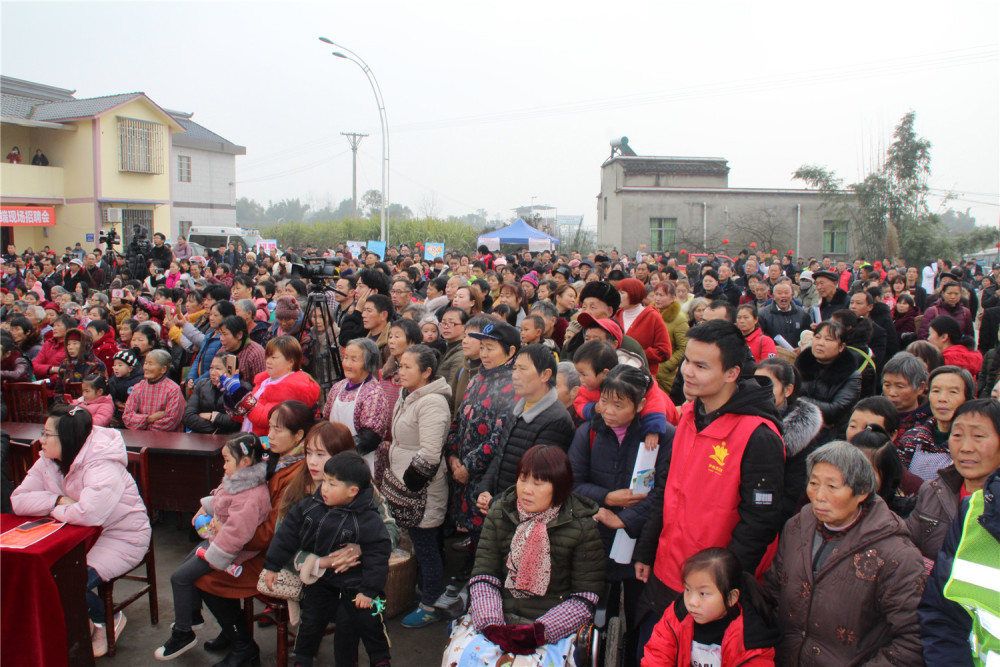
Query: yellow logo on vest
709 442 730 475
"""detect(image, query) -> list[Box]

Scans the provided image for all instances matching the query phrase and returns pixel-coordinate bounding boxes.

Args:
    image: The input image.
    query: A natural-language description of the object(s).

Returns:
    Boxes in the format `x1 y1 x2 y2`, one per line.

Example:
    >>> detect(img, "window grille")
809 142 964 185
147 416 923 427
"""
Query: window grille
118 117 164 174
178 155 191 182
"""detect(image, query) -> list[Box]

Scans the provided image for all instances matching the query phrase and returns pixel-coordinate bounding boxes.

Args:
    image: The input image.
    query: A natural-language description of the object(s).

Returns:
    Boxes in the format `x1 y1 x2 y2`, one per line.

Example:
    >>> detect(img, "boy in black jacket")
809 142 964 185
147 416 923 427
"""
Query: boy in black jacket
262 452 392 667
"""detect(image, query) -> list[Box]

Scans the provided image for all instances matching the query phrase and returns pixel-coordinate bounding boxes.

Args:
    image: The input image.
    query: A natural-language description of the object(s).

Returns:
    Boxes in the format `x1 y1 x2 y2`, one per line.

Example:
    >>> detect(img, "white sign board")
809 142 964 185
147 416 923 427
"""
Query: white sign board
478 236 501 252
256 239 278 253
528 237 551 252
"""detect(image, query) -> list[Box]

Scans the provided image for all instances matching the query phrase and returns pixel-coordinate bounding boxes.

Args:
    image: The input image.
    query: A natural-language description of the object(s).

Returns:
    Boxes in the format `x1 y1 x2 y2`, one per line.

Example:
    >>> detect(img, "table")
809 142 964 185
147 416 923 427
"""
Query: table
1 514 101 667
3 422 227 513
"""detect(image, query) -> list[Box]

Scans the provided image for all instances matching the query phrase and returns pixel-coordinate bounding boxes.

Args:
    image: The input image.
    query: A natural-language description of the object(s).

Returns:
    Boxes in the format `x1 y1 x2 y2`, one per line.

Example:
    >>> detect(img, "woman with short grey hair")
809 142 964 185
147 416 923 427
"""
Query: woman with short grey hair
322 337 390 471
764 441 925 666
881 352 931 435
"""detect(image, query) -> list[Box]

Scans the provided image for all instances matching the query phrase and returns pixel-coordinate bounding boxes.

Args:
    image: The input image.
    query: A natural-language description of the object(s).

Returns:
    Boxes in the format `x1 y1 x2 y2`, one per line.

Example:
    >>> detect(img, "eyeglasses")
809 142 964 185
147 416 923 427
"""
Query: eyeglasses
390 289 409 296
40 430 58 439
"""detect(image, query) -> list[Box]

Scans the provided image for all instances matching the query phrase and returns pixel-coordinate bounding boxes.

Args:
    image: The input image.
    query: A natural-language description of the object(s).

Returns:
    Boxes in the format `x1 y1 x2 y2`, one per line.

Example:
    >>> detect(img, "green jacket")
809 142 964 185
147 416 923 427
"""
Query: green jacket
471 488 605 621
656 300 689 393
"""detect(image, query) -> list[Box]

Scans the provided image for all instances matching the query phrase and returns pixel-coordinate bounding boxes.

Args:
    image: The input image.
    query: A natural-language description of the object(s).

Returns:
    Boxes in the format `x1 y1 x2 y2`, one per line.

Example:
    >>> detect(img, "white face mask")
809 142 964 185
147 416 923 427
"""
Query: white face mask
799 281 812 290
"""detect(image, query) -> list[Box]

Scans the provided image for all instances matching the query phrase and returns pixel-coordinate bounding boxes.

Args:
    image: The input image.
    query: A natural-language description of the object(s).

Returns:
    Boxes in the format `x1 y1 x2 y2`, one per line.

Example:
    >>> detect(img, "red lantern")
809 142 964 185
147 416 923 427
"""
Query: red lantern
750 242 756 248
788 250 793 255
680 249 687 254
771 249 777 255
722 239 729 244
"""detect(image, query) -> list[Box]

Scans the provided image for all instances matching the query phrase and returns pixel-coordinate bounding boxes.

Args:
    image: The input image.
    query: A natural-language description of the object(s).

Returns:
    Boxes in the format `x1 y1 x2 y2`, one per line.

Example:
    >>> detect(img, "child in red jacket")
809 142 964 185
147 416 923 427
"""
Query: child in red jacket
641 547 779 666
573 340 678 451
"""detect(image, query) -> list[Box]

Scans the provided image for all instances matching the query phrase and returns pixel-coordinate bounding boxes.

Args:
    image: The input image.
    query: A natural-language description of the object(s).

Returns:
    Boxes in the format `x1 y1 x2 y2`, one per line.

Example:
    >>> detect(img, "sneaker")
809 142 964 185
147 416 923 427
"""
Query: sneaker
91 621 108 658
450 536 473 552
400 604 440 628
113 611 127 641
154 629 198 660
433 585 467 619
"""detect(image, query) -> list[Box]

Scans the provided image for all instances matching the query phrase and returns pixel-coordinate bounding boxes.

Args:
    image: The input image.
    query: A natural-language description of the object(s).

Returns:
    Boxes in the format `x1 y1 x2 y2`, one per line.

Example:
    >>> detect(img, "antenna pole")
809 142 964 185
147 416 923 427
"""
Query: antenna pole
341 132 368 219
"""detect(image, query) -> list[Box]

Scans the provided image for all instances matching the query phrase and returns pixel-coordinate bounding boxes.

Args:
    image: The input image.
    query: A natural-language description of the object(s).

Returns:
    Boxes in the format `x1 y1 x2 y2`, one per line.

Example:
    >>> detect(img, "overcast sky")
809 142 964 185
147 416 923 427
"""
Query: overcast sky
3 1 998 229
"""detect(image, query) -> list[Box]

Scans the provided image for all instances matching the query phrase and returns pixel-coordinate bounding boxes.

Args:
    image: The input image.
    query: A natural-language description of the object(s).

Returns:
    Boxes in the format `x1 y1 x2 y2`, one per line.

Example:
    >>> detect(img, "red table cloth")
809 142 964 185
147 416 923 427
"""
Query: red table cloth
1 514 100 667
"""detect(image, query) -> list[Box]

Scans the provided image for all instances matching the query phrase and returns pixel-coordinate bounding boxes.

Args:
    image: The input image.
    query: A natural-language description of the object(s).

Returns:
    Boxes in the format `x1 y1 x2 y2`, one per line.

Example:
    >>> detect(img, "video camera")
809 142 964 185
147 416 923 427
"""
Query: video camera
291 256 341 285
99 226 120 250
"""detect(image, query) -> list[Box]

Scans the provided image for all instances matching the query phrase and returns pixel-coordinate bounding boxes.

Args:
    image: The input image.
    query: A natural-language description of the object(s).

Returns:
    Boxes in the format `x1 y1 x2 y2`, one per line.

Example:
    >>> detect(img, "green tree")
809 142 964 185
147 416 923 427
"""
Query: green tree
236 197 267 225
265 198 310 223
795 111 938 265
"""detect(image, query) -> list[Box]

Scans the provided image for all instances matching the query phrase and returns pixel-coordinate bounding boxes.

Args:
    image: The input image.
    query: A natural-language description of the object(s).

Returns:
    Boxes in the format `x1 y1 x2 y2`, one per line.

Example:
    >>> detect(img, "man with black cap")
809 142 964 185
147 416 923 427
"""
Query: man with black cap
812 269 850 322
561 281 648 363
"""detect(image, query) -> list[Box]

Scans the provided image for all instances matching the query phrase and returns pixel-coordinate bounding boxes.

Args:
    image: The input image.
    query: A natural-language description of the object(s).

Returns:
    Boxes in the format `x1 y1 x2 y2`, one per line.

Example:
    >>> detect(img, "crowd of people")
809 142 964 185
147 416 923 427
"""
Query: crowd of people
3 238 999 666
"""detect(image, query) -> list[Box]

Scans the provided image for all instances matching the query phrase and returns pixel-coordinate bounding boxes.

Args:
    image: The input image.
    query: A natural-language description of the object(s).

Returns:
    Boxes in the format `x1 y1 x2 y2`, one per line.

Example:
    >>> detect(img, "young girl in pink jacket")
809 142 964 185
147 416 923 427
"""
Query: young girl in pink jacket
70 374 115 427
154 433 271 661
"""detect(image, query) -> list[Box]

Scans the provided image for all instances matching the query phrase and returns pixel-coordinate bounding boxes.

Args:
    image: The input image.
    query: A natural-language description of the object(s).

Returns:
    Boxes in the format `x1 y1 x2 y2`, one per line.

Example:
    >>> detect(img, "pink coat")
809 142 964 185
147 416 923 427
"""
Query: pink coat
73 394 115 427
11 426 151 581
199 462 271 569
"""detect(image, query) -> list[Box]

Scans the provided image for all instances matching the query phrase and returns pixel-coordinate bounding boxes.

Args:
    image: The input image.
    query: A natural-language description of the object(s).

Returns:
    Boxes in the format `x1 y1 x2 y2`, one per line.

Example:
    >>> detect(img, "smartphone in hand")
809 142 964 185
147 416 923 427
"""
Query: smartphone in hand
225 354 238 376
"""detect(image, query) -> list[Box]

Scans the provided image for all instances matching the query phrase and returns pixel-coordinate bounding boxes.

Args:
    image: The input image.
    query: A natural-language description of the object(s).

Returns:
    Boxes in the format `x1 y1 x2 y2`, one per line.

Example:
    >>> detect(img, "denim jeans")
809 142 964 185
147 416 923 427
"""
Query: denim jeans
409 526 444 606
86 566 106 623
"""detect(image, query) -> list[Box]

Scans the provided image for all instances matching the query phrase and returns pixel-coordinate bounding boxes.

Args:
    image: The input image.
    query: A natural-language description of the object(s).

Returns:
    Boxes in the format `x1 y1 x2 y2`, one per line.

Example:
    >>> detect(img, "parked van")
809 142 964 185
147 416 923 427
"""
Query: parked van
186 226 262 259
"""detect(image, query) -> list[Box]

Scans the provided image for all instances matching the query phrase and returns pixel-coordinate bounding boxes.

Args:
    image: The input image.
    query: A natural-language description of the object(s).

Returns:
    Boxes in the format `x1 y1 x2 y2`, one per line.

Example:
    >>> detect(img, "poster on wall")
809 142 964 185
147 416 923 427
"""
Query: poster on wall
528 237 551 252
366 240 387 259
478 236 501 252
345 241 364 257
0 206 55 226
256 239 278 253
423 242 445 260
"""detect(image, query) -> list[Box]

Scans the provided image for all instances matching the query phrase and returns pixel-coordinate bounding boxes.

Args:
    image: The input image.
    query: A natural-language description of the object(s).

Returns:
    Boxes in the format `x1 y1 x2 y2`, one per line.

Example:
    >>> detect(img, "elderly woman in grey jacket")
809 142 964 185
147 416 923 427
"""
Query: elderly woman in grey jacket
377 344 453 629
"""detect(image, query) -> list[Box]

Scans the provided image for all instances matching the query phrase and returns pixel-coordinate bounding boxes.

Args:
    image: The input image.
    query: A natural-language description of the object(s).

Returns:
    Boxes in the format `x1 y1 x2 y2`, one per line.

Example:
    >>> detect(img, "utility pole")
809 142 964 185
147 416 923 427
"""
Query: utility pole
341 132 368 219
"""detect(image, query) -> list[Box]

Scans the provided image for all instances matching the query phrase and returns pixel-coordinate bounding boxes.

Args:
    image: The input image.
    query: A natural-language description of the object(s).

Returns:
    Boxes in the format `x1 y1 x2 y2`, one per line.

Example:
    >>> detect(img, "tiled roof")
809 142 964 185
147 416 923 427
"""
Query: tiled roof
1 94 44 119
30 92 141 121
173 116 231 144
620 158 730 176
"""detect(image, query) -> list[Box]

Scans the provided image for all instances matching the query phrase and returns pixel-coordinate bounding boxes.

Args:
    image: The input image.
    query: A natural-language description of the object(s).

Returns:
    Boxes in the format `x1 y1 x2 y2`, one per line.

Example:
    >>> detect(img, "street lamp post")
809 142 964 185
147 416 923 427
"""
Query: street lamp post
319 37 389 244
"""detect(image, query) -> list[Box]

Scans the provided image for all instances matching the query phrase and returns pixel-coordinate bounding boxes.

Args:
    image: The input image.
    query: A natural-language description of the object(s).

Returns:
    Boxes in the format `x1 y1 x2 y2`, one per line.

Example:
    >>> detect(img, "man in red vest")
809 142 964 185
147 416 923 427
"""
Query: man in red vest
633 319 786 656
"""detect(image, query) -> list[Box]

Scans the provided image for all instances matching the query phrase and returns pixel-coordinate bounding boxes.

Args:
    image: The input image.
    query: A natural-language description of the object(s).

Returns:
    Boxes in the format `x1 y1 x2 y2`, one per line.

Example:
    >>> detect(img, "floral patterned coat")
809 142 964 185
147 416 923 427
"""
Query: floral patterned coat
322 376 390 455
764 496 926 666
446 358 516 532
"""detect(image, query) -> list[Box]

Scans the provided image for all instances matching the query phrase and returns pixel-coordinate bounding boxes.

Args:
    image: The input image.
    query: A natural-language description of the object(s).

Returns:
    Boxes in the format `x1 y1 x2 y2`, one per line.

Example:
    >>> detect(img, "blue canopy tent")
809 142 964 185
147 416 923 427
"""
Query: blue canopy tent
478 218 560 247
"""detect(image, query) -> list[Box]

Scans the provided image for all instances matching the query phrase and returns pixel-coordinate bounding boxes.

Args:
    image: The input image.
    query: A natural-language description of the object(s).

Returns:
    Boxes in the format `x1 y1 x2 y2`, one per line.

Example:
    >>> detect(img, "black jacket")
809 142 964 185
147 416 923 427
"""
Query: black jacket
184 377 243 434
870 302 900 363
778 398 824 523
337 309 365 349
758 302 811 347
795 348 862 441
264 486 391 598
818 288 850 321
477 388 576 499
636 378 786 581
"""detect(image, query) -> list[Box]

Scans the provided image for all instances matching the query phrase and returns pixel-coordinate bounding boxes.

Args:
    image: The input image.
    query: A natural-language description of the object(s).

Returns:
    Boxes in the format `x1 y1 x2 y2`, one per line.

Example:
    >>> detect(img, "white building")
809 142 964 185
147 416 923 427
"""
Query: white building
169 111 246 238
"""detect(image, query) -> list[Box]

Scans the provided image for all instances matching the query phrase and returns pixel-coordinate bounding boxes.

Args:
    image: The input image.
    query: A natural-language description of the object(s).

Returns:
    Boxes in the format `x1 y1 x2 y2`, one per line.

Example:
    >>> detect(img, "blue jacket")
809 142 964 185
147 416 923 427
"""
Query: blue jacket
187 330 221 384
568 414 672 580
919 469 1000 666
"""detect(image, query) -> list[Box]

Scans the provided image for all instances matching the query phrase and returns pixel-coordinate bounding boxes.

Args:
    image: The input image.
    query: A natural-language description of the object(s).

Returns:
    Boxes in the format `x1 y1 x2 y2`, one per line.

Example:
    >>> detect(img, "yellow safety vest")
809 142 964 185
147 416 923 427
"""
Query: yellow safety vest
943 490 1000 667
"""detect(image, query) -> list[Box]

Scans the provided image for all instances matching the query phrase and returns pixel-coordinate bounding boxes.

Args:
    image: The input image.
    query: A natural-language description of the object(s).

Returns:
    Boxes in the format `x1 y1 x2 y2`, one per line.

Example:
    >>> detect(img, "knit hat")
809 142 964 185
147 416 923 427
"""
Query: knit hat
113 349 138 368
274 296 300 320
520 272 539 288
799 270 814 283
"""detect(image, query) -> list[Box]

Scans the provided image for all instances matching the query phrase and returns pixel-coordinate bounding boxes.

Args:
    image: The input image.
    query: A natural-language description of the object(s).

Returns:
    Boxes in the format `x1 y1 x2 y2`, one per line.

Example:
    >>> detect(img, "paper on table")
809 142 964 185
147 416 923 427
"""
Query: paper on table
609 444 659 564
0 521 65 549
774 334 795 351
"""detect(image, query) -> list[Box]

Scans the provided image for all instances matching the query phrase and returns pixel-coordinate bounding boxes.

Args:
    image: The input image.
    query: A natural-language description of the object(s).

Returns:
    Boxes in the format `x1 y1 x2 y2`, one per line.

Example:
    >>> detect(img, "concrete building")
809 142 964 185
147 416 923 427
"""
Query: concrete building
169 111 246 238
597 150 850 261
0 76 243 253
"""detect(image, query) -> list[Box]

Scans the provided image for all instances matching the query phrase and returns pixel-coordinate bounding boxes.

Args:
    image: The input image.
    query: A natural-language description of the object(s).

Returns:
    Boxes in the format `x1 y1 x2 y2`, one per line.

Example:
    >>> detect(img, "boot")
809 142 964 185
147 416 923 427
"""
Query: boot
203 630 232 653
212 623 260 667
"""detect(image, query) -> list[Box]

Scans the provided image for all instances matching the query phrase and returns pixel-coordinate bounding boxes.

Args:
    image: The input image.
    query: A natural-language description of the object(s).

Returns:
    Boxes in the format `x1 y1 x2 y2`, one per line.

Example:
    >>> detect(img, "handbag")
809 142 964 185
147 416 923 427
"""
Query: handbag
256 567 304 601
375 442 427 529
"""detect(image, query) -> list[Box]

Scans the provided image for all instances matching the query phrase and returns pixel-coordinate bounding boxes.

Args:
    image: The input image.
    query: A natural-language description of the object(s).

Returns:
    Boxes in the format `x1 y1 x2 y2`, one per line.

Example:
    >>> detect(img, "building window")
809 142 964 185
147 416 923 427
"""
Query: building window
179 220 192 238
603 197 608 221
823 219 849 254
122 209 154 248
118 117 165 174
178 156 191 182
650 217 676 252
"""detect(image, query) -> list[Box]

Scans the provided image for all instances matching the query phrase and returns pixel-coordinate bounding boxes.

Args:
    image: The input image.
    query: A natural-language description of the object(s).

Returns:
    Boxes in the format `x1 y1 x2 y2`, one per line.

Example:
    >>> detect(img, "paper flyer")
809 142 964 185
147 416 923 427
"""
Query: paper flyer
0 521 65 549
609 444 658 564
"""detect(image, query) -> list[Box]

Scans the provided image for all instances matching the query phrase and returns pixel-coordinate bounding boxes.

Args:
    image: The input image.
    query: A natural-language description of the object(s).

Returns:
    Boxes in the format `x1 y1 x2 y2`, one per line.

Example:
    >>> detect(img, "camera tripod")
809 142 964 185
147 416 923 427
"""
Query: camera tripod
303 289 345 396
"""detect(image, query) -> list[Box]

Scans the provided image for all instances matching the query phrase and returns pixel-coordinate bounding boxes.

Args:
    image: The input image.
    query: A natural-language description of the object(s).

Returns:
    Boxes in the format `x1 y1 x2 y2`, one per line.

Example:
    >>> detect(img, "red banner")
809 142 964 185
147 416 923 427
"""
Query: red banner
0 206 56 226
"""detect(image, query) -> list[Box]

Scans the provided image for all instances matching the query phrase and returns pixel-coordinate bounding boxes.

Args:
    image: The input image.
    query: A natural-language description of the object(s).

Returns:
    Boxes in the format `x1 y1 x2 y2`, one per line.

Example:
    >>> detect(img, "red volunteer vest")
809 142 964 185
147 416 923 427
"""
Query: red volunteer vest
653 402 781 591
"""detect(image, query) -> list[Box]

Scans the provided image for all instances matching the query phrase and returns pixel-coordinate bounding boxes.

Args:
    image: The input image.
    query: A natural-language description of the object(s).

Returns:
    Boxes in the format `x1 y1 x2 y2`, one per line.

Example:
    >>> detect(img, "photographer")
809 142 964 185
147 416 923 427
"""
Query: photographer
149 232 172 269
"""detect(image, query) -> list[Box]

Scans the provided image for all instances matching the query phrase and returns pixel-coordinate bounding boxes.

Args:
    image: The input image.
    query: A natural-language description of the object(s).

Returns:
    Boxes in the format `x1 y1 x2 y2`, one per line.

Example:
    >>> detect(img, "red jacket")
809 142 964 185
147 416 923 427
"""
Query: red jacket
642 601 776 667
31 336 66 380
653 404 781 590
91 330 119 375
744 327 777 363
615 305 672 377
942 344 983 378
244 370 320 437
